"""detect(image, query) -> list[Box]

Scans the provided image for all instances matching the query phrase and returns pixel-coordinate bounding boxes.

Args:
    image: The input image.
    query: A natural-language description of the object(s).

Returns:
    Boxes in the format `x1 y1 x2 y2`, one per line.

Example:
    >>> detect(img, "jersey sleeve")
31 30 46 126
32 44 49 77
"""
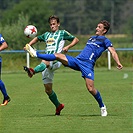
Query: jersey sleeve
0 34 5 44
104 38 113 48
63 30 75 41
37 32 47 42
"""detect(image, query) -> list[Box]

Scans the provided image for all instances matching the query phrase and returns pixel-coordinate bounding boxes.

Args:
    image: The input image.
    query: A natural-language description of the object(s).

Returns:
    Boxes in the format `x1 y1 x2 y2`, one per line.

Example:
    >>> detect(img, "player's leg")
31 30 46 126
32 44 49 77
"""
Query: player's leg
42 69 64 115
0 58 10 106
37 53 68 66
44 83 64 115
34 60 49 73
85 78 107 116
25 44 68 65
0 80 11 106
80 62 107 116
24 60 49 78
50 61 62 71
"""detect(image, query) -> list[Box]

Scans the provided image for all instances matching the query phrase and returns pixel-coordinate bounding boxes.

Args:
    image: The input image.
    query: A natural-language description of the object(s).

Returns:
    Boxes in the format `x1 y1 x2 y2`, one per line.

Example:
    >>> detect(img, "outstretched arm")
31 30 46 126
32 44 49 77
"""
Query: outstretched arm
28 37 38 46
23 37 38 50
108 47 123 70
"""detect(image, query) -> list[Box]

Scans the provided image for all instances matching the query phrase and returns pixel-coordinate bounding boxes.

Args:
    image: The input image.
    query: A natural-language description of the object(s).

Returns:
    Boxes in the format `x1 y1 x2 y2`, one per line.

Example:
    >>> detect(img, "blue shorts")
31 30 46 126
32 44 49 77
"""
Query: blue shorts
65 55 94 80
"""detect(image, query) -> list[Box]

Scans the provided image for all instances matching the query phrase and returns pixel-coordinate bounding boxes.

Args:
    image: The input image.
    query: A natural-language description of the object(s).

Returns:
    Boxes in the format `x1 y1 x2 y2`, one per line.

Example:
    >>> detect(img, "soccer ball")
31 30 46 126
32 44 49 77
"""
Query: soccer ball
24 25 37 38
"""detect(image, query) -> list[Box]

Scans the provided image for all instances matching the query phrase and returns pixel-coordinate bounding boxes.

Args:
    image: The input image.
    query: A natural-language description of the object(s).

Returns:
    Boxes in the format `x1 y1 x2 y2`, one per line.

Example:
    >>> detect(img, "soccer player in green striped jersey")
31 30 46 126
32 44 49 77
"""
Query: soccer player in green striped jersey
24 15 79 115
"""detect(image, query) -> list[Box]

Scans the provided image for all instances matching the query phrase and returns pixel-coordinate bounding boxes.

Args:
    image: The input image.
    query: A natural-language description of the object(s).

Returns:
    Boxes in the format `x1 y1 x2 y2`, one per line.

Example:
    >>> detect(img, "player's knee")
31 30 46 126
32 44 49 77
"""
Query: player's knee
54 53 60 58
45 89 52 95
87 87 97 95
45 90 49 95
87 85 94 93
87 87 93 93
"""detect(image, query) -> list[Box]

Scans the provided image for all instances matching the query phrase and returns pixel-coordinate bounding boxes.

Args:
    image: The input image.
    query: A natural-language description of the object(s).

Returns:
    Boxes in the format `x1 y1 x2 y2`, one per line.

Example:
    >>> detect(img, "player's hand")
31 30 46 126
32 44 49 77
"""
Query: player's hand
23 44 29 51
23 46 26 51
62 46 69 53
116 63 123 70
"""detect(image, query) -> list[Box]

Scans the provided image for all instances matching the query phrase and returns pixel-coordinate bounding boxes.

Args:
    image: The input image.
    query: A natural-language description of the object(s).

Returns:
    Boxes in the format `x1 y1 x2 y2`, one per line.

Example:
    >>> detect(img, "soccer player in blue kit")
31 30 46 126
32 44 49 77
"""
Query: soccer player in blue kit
0 34 11 106
25 20 123 116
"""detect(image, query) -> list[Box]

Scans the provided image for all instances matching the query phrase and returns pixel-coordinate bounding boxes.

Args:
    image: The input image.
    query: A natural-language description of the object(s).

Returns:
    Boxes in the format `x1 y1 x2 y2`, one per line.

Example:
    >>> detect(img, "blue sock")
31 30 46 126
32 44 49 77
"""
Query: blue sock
37 53 56 61
93 90 104 108
0 80 8 98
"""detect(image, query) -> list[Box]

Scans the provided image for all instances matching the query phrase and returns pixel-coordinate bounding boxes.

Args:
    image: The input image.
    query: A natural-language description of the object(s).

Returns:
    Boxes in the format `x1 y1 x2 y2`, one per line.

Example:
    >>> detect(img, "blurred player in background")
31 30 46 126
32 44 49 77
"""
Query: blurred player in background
24 15 79 115
25 20 123 116
0 34 11 106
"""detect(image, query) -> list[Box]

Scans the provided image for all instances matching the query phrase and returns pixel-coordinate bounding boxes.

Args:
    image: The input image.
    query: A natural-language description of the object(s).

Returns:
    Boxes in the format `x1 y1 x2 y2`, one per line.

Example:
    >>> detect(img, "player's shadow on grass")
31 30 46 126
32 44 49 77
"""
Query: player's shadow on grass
64 114 100 117
29 114 56 117
29 113 104 117
66 113 117 117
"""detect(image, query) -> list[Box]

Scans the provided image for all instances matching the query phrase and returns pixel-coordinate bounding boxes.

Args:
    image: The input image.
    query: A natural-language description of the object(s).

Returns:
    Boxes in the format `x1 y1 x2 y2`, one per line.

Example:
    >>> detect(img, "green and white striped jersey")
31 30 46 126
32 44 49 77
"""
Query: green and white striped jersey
37 30 75 54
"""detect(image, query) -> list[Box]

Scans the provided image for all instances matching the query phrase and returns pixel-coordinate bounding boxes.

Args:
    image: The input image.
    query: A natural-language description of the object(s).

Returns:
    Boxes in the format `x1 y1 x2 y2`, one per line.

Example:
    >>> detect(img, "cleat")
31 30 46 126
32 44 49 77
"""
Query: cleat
55 104 64 115
23 66 35 78
101 105 107 116
25 44 37 57
0 96 11 106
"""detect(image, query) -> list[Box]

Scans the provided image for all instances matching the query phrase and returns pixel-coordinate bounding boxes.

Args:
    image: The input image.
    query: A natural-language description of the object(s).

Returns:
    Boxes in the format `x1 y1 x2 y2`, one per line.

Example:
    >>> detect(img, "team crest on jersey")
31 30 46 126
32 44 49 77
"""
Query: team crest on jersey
46 38 55 45
89 37 96 42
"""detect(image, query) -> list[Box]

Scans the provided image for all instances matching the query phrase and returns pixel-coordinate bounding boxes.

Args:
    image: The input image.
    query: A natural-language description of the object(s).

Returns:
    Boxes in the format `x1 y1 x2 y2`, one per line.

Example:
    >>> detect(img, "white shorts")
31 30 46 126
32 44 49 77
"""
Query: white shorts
42 61 62 84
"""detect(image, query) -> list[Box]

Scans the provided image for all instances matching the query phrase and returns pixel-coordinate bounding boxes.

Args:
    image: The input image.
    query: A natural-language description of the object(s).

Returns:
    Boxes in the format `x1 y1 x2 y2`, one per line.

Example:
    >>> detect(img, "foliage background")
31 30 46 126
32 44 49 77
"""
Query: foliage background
0 0 133 35
0 0 133 48
0 0 132 68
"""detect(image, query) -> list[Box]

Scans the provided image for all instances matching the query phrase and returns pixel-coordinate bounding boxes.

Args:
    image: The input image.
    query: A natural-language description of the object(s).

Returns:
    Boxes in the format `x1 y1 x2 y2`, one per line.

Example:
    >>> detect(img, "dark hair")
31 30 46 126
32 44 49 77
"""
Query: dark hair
100 20 110 34
48 15 60 23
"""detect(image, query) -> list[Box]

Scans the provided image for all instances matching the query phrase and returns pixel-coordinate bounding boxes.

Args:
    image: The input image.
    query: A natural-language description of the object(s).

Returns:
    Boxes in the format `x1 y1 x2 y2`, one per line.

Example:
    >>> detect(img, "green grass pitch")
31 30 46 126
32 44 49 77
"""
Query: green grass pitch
0 67 132 133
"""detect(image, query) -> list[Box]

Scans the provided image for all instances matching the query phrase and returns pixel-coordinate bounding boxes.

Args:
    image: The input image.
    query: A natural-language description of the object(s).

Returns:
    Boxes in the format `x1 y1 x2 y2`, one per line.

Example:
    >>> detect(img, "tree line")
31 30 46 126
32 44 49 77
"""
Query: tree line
0 0 132 50
0 0 133 34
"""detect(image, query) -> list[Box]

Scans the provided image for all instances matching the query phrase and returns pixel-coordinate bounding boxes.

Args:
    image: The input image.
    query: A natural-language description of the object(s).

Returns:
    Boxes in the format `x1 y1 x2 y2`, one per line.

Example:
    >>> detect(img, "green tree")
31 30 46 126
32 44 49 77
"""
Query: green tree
0 13 30 49
1 0 54 34
0 0 132 35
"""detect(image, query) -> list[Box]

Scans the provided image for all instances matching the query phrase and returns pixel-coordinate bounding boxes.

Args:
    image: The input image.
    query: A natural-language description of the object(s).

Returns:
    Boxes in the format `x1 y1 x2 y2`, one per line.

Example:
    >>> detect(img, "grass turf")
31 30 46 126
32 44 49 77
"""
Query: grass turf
0 67 132 133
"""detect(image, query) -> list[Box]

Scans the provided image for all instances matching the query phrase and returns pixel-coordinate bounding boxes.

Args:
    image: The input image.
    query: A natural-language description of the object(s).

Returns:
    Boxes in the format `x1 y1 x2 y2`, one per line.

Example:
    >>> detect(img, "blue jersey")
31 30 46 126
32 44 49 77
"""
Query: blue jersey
0 34 5 44
0 33 5 58
0 34 5 74
0 34 5 62
76 35 112 64
66 35 113 80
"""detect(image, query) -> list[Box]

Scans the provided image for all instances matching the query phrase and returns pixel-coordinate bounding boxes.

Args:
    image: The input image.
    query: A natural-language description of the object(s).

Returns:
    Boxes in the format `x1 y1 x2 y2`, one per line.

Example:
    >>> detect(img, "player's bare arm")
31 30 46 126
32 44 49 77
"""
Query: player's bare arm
23 37 38 51
63 37 79 53
108 46 123 70
0 42 8 51
28 37 38 46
